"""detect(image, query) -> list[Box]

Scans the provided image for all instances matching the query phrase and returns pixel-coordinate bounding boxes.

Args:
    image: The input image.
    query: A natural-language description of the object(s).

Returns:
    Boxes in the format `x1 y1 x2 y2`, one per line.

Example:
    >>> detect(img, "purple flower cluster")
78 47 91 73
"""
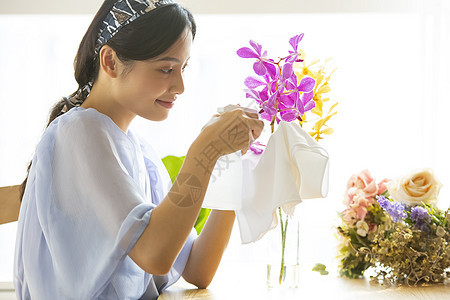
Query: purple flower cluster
410 206 431 222
377 196 408 222
410 206 431 232
377 196 433 232
237 34 316 123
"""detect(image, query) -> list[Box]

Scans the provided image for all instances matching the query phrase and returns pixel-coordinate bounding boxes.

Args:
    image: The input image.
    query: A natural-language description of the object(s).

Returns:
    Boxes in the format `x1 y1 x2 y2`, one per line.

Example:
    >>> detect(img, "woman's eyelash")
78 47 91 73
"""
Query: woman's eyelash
160 64 189 74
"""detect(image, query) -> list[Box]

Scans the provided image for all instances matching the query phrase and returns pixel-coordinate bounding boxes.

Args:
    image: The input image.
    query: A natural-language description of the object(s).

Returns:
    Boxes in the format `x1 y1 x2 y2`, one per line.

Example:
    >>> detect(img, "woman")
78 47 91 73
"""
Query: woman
14 0 264 298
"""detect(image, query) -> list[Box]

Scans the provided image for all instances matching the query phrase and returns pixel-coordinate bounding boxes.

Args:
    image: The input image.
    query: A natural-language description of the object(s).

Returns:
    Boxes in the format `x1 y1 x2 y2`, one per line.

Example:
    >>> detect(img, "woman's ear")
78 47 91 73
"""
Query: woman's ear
99 45 119 78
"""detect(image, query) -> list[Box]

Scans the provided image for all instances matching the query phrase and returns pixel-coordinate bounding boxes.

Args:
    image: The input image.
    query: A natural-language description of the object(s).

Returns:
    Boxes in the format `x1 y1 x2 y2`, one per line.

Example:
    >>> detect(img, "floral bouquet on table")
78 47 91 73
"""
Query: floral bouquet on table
337 169 450 285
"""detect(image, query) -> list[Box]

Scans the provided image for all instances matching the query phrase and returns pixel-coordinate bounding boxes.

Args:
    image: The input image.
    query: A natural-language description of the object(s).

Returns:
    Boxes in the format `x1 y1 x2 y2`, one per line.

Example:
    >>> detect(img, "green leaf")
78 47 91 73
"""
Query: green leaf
312 263 325 271
312 263 327 274
162 155 211 234
162 155 186 183
194 207 211 235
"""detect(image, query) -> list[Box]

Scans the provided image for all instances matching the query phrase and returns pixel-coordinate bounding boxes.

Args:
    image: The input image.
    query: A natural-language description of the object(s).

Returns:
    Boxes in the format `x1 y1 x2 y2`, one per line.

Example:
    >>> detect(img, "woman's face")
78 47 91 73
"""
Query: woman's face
113 27 192 122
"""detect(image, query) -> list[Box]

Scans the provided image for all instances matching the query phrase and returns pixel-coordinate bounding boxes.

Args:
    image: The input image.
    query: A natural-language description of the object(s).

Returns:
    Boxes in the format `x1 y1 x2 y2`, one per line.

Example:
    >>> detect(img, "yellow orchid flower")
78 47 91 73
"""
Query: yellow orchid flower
309 102 338 141
294 55 338 141
295 56 337 115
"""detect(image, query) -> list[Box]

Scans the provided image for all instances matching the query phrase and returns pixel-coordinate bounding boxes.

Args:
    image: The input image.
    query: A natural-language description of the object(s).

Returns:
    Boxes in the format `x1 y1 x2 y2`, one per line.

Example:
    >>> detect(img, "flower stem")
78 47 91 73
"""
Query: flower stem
271 121 289 285
278 208 288 284
271 116 275 134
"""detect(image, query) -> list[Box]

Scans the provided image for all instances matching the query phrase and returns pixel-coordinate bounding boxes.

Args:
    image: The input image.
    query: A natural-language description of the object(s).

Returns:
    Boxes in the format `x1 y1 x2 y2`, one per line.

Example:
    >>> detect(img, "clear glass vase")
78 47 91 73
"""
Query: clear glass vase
266 208 300 288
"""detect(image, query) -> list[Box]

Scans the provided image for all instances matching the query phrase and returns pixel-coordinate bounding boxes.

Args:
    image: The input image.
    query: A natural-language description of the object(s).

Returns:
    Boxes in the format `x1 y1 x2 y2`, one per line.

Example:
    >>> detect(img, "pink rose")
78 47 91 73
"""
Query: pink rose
342 209 357 225
348 169 377 195
344 170 391 205
345 170 375 204
343 192 369 222
351 191 373 208
353 206 367 220
377 178 390 196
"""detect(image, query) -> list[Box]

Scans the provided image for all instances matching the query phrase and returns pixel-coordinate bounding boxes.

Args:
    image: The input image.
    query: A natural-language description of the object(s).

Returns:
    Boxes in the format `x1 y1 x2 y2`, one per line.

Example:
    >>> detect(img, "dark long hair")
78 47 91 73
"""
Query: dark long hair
20 0 196 200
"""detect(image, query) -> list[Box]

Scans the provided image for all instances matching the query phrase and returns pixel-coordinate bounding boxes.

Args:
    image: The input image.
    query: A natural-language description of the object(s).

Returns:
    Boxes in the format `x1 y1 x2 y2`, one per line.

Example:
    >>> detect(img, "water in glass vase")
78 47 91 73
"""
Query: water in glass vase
266 209 300 288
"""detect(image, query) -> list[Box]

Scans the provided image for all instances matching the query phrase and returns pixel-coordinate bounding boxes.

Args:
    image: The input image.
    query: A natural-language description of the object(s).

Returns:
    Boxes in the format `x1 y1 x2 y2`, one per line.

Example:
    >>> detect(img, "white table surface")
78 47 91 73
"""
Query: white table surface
158 262 450 300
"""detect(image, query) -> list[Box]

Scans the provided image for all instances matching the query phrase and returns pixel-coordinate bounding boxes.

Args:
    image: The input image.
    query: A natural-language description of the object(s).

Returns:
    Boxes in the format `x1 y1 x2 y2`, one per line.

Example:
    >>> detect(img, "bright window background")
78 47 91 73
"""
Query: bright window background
1 5 449 282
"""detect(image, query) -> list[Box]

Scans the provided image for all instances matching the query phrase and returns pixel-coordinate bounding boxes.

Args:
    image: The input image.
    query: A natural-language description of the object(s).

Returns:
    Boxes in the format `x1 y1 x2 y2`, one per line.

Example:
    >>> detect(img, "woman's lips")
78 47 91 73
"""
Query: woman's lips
156 99 175 109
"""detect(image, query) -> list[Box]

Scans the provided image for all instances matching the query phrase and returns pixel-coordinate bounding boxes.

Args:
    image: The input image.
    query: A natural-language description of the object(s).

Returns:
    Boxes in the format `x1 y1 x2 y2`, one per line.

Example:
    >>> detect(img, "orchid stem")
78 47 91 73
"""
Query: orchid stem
271 121 288 285
278 208 288 284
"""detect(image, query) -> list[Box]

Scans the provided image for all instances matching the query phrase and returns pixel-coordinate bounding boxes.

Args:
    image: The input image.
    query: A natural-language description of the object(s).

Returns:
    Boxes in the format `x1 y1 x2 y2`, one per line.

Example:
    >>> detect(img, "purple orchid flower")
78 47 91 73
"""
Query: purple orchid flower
299 90 315 113
244 76 266 89
237 40 277 76
244 72 278 105
259 91 278 121
249 141 266 155
260 111 273 122
280 109 300 122
284 76 316 115
278 93 295 108
237 34 316 125
259 86 269 101
281 63 294 82
289 34 304 52
278 99 300 122
263 91 278 116
287 34 305 63
244 88 263 105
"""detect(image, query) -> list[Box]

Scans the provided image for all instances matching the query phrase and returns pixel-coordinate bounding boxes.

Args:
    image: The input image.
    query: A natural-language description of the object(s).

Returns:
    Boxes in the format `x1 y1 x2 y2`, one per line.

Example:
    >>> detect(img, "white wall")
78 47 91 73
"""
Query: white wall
0 0 449 285
0 0 419 14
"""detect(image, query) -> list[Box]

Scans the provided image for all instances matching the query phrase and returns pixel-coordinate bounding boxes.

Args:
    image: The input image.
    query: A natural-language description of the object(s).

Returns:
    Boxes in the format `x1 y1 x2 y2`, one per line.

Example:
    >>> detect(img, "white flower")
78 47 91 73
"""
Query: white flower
387 168 442 206
436 226 446 237
356 220 369 237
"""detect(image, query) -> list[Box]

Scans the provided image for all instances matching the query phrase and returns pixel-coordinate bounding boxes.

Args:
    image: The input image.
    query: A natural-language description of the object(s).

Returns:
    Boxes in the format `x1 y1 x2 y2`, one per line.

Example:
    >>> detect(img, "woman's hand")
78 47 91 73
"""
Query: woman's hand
196 106 264 157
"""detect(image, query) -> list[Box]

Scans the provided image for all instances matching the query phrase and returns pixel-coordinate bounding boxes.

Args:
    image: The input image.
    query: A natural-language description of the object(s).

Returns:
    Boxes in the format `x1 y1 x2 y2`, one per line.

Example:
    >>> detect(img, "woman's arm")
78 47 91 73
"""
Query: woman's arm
182 210 235 288
129 140 218 275
129 109 263 276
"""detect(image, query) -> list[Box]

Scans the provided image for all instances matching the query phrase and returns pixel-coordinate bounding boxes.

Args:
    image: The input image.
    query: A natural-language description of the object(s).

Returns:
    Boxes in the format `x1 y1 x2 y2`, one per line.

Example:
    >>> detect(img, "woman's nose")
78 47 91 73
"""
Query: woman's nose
170 70 185 95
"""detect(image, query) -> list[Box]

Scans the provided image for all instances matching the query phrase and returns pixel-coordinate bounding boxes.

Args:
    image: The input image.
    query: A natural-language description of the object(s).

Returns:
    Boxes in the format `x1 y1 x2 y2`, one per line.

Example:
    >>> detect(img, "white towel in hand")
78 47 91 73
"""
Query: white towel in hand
202 121 329 244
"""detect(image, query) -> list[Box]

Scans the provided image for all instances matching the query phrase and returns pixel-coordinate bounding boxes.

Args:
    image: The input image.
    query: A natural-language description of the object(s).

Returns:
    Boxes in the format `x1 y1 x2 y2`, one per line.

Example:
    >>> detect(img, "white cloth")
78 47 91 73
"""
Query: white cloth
14 107 197 300
203 121 329 244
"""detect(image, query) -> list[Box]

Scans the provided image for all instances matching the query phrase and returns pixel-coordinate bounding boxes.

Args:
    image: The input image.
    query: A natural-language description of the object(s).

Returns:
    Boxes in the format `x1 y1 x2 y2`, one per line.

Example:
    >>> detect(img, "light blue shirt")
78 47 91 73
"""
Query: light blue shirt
14 107 196 299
